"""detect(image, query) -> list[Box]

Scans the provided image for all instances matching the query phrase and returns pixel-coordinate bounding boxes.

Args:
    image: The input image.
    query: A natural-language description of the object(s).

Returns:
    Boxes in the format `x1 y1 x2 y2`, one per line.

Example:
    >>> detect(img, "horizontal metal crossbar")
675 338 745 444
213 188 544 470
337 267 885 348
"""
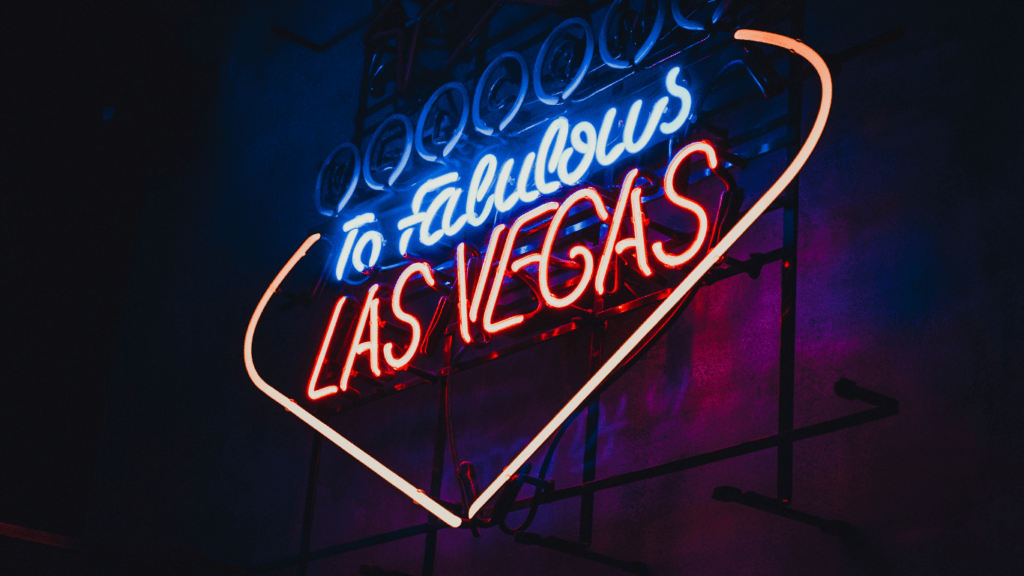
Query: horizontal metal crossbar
250 383 896 573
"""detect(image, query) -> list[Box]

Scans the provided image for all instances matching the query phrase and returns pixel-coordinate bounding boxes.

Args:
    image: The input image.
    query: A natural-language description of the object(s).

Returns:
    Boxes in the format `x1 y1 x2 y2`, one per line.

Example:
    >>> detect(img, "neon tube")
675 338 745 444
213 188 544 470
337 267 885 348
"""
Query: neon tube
535 118 570 194
493 158 520 213
363 114 413 190
509 253 541 273
244 234 462 528
469 225 506 323
467 29 833 520
455 243 474 344
391 65 695 256
352 231 383 273
651 141 714 267
335 229 358 281
308 297 348 400
515 153 541 205
622 97 669 154
596 108 626 166
440 187 468 237
384 263 435 370
595 169 641 294
420 187 460 245
466 155 497 227
659 67 692 135
415 82 469 162
539 188 609 308
339 284 383 391
483 203 558 334
614 186 653 276
473 52 529 136
398 172 461 250
557 121 597 185
335 213 377 281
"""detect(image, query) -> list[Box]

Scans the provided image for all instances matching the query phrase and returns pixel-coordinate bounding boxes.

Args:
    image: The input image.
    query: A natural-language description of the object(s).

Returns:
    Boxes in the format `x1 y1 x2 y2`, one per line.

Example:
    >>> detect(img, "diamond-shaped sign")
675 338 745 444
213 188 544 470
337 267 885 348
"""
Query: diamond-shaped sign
244 30 832 530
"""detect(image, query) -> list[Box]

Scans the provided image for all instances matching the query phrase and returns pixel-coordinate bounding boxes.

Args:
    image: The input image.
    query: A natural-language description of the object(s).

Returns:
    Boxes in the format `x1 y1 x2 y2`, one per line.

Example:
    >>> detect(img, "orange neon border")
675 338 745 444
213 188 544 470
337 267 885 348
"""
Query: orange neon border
466 29 833 519
245 29 830 527
244 234 463 528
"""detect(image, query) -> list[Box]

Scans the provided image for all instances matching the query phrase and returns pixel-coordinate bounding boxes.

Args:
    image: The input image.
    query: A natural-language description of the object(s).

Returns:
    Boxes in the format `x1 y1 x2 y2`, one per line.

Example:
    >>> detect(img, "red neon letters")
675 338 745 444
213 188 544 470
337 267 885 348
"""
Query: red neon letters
652 141 713 268
308 297 348 400
383 263 435 370
539 188 609 308
340 284 383 391
311 142 719 389
248 28 831 527
484 203 559 334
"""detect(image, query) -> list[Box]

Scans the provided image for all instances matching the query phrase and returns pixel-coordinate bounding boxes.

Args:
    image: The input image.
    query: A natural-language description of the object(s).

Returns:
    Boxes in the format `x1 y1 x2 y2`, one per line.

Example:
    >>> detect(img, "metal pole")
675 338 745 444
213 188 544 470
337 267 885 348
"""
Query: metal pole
580 303 604 545
777 0 805 505
423 333 453 576
297 432 323 576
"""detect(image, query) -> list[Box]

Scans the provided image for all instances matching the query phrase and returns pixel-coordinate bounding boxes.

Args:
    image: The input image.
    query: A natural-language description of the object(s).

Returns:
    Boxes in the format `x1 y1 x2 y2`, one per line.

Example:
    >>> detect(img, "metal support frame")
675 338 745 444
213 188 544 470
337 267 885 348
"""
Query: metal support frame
297 432 323 576
256 1 906 574
777 0 804 507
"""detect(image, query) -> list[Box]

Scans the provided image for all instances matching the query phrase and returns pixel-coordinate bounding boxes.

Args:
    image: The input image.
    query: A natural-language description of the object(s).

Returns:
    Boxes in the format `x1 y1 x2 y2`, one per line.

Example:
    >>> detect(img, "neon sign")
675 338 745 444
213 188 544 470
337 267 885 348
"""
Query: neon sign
387 65 691 266
325 17 694 283
247 29 833 529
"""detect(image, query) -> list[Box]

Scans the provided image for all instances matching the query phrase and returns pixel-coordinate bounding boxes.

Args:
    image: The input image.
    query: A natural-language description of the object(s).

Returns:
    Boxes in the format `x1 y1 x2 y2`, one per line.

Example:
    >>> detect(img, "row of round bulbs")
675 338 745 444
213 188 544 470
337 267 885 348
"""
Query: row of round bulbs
315 0 732 217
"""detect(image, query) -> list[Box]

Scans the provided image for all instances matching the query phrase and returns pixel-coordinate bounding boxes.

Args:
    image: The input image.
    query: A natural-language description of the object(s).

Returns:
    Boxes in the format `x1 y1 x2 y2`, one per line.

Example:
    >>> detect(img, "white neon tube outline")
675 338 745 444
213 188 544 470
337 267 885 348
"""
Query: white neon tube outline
614 187 654 276
596 108 626 166
415 82 469 162
466 155 497 227
622 97 670 154
535 118 570 194
472 52 529 136
467 29 833 519
352 231 383 273
598 0 667 70
595 168 641 295
533 18 594 105
557 121 597 185
363 114 414 190
244 234 463 528
659 67 692 134
252 29 828 528
315 143 361 217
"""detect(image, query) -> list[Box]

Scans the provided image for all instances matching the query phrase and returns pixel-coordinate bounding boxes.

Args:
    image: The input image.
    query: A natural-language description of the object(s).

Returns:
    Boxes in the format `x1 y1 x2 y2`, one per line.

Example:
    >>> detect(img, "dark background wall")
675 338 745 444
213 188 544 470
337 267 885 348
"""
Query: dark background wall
3 1 1022 574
